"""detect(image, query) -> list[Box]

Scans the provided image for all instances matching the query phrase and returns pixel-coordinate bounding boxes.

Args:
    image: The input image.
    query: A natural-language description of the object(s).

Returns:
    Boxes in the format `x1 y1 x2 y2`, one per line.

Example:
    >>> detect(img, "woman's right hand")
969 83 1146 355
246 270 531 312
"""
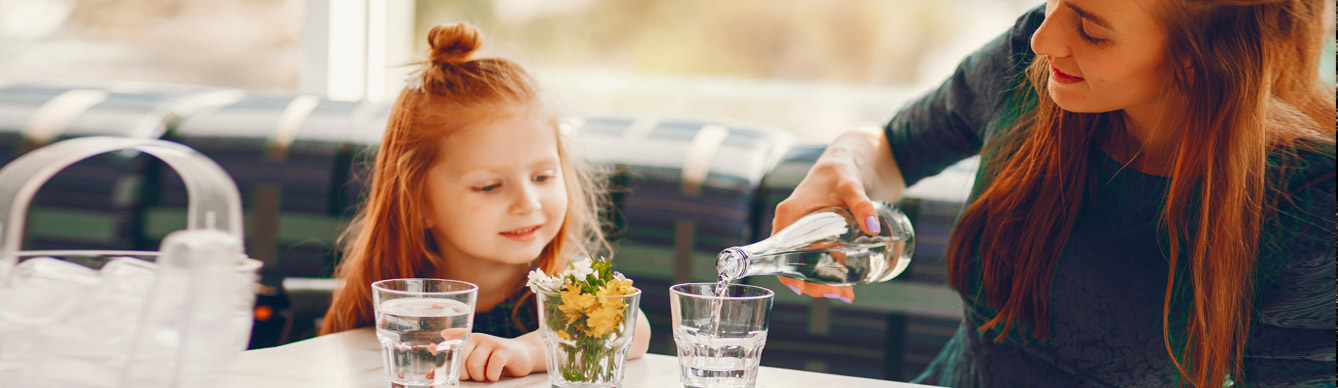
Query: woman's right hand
771 125 906 303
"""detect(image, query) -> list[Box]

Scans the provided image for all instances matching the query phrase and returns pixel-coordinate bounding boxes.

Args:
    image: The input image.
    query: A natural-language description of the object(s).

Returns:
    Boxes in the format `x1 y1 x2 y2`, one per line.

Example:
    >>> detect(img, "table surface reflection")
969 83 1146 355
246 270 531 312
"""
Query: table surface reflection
223 327 939 388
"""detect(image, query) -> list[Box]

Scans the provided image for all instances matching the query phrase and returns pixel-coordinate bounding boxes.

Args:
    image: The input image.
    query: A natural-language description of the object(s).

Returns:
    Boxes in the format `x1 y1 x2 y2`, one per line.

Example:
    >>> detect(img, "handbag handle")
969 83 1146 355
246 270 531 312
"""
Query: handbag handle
0 137 244 276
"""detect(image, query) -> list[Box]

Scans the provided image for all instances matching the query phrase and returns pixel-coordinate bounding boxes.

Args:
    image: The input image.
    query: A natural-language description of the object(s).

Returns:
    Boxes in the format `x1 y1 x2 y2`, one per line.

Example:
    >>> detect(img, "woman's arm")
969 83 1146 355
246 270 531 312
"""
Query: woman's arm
771 125 906 301
773 124 906 237
772 6 1046 300
773 4 1045 236
1243 166 1336 387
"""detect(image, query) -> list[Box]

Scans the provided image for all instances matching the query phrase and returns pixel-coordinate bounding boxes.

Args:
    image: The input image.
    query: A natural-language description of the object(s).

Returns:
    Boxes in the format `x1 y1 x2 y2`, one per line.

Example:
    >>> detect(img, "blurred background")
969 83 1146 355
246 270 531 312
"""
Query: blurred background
3 0 1332 141
0 0 1055 143
0 0 1333 383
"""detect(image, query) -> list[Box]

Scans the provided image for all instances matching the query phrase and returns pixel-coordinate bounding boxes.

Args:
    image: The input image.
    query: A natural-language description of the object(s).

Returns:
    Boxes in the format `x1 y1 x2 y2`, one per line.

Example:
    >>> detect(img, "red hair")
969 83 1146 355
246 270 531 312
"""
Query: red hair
319 23 609 335
945 1 1335 387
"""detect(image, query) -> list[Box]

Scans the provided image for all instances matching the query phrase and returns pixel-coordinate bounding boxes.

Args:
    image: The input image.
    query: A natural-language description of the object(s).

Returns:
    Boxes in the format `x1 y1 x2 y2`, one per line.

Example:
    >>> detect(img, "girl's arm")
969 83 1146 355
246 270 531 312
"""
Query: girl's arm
458 331 545 382
627 308 652 359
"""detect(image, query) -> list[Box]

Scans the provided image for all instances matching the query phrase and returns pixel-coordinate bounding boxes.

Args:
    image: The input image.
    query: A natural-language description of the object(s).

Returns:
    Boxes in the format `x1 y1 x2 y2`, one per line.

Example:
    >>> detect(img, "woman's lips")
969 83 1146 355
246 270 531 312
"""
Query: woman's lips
1051 66 1084 84
500 225 541 241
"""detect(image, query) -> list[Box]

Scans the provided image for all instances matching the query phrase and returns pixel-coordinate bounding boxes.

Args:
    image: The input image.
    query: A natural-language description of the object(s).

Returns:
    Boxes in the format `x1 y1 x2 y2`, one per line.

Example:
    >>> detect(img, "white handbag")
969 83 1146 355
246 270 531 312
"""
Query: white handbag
0 137 262 388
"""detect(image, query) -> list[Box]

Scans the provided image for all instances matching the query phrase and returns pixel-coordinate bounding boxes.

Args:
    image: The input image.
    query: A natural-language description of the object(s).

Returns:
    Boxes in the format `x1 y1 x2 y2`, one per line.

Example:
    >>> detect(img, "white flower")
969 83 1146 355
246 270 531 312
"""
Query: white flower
566 257 595 282
526 268 563 292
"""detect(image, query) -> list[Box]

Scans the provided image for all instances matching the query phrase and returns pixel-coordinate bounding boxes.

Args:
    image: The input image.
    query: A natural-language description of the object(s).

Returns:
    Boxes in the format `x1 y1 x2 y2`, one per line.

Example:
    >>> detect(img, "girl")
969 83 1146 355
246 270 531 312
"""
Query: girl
776 0 1334 387
319 23 652 382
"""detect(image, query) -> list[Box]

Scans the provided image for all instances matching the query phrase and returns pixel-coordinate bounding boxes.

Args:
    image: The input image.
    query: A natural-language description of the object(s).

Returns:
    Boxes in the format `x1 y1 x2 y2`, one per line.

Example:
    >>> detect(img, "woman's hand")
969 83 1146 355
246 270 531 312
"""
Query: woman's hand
771 125 906 303
772 156 868 303
456 332 542 382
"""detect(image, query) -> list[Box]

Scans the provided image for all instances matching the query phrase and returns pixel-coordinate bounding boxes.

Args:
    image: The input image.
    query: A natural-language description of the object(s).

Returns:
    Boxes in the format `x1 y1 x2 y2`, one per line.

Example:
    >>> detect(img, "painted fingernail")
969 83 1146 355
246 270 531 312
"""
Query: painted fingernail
787 284 802 295
822 293 853 304
865 216 881 234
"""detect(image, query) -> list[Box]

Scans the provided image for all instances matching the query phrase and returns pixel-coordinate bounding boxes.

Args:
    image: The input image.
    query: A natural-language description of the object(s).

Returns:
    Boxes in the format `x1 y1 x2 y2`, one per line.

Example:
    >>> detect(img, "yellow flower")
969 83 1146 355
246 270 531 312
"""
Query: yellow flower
574 280 637 336
551 278 639 338
558 283 597 324
597 278 636 297
583 296 626 337
555 329 571 341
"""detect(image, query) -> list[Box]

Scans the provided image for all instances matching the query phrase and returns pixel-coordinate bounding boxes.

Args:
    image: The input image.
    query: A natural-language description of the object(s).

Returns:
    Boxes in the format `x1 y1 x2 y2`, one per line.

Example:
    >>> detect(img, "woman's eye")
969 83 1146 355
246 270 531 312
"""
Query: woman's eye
475 184 500 193
1078 22 1107 45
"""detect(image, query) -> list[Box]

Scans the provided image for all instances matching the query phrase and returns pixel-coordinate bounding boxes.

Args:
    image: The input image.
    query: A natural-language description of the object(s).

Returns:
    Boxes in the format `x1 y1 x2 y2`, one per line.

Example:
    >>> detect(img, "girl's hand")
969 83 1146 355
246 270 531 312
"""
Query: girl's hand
456 332 541 382
770 125 906 304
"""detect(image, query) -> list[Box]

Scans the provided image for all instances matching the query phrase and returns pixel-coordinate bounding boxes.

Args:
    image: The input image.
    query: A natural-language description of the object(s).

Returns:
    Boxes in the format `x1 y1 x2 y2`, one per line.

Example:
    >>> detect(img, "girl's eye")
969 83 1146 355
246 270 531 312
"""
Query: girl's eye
475 183 500 193
534 171 557 183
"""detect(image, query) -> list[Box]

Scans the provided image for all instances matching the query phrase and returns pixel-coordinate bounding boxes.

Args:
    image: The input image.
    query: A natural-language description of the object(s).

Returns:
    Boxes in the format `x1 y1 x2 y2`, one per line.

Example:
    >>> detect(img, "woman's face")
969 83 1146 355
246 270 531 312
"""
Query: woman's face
424 107 568 267
1031 0 1174 113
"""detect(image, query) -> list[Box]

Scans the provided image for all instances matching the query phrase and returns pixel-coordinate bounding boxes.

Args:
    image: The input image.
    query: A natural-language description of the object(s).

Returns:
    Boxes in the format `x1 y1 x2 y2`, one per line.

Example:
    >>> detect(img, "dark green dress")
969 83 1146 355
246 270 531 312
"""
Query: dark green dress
472 286 540 339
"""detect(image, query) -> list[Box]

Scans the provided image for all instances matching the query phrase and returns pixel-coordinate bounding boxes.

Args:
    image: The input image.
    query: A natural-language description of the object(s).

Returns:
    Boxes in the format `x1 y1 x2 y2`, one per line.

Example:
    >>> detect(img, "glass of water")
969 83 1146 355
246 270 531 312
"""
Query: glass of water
372 279 477 387
670 283 774 388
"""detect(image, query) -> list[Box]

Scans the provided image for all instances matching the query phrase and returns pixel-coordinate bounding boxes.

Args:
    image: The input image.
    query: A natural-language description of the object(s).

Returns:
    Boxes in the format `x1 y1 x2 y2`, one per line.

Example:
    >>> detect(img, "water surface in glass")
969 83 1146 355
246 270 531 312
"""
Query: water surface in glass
372 279 477 388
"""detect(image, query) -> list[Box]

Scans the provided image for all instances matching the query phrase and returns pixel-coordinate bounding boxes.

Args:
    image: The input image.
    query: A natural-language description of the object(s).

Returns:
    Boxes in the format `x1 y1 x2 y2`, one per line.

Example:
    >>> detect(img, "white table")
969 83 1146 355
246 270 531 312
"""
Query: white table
224 328 938 388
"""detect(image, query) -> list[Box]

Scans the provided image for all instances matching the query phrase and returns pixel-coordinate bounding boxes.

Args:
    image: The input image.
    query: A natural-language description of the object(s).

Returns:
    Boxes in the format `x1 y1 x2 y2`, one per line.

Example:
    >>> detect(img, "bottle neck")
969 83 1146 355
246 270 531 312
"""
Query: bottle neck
718 243 797 280
717 248 750 281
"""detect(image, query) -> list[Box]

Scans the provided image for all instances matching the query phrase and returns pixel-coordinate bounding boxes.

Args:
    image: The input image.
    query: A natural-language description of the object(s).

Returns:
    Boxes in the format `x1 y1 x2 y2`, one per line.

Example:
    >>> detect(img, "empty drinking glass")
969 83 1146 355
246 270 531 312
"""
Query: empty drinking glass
372 279 477 387
670 283 774 388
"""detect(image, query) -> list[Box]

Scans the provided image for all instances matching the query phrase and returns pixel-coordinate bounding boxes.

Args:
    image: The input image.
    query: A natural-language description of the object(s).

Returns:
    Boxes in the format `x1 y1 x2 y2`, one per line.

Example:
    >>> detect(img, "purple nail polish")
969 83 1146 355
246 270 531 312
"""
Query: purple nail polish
864 216 881 234
787 284 802 295
820 293 853 304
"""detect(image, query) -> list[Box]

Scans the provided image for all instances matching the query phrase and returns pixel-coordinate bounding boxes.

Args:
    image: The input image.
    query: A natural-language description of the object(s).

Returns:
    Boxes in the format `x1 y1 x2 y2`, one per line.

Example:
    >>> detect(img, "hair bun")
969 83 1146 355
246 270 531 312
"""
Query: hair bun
427 23 481 65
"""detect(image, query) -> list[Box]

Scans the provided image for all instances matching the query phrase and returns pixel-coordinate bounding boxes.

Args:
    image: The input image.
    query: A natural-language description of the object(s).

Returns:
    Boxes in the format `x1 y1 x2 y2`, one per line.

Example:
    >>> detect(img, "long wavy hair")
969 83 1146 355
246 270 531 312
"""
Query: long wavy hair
319 23 609 335
944 1 1335 387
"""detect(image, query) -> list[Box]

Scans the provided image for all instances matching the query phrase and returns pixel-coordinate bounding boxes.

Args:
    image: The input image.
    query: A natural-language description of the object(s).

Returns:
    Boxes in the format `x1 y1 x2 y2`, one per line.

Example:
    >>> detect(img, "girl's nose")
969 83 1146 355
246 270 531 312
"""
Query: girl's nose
510 185 542 215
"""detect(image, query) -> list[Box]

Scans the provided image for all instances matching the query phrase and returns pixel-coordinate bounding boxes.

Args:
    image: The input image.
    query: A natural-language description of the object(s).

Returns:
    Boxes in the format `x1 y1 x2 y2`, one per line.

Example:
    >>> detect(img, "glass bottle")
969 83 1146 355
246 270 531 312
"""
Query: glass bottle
717 202 914 286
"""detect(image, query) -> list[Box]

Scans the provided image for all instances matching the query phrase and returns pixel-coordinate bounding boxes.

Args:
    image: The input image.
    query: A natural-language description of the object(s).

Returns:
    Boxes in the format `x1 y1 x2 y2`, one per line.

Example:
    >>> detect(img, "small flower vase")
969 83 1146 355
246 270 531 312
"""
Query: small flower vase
535 288 642 388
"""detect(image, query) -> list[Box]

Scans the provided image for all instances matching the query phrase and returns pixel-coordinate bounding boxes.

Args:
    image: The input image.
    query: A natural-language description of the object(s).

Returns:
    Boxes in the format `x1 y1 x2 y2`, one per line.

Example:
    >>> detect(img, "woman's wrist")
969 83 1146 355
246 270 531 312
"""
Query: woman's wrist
826 124 905 203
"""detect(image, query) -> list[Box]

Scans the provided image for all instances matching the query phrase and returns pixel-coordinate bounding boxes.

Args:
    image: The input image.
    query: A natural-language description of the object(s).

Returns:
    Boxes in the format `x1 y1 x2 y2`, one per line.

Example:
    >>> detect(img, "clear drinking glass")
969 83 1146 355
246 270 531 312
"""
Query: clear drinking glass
670 283 774 388
372 279 477 387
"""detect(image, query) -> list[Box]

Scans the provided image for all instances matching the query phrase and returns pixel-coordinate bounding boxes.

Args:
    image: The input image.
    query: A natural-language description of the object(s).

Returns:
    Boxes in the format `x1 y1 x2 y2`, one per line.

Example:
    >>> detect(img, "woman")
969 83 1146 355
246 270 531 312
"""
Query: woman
773 0 1335 386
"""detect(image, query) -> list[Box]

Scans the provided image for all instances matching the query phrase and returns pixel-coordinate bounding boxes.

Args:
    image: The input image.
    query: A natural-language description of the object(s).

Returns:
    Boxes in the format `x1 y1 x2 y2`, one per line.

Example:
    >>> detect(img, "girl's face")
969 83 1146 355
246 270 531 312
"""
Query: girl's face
424 108 568 267
1031 0 1173 113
